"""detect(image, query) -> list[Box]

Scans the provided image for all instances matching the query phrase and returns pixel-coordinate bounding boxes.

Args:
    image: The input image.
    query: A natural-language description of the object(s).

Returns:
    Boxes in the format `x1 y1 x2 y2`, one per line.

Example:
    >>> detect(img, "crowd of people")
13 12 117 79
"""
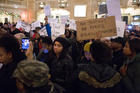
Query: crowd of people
0 17 140 93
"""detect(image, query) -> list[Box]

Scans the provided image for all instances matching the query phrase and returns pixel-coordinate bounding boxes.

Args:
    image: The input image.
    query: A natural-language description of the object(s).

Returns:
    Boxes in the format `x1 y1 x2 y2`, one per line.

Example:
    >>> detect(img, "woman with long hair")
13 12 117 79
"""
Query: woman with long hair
50 37 73 93
0 33 26 93
121 38 140 93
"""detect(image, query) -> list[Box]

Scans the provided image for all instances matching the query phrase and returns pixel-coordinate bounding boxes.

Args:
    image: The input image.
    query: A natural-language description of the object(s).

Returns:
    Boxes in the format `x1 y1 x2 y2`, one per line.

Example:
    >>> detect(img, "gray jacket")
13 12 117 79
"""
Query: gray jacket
122 53 140 93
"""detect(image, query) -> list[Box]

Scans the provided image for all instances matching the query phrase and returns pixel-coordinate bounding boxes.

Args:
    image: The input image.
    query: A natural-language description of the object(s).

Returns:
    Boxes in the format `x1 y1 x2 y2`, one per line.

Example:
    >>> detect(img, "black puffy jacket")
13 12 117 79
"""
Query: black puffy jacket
50 55 74 93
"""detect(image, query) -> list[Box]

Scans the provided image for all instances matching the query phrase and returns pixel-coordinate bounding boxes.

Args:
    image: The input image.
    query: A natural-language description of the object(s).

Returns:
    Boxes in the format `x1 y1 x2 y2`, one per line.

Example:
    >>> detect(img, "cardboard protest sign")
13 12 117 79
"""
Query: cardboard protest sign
116 21 126 37
76 16 117 40
44 5 51 16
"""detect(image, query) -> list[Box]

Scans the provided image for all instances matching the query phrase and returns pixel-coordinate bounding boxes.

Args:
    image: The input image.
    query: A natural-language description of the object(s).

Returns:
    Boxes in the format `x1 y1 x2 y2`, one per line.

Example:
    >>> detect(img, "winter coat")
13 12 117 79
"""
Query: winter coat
122 53 140 93
74 62 123 93
0 52 26 93
50 55 74 93
0 62 18 93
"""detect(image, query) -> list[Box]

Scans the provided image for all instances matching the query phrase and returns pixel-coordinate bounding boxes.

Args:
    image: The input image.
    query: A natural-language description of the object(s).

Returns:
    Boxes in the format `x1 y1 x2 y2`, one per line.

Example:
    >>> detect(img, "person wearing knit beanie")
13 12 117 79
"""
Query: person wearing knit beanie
50 37 74 92
80 42 92 64
84 42 92 52
84 42 92 61
54 37 70 49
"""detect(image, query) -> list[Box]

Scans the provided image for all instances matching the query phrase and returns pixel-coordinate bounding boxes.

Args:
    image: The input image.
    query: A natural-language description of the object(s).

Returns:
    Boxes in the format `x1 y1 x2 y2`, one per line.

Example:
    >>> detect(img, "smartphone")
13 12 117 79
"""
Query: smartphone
21 38 30 50
127 25 133 30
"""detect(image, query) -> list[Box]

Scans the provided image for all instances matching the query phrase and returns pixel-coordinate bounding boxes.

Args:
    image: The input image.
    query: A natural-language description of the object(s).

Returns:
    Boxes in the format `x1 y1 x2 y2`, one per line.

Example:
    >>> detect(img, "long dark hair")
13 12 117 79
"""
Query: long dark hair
0 33 26 63
51 37 70 60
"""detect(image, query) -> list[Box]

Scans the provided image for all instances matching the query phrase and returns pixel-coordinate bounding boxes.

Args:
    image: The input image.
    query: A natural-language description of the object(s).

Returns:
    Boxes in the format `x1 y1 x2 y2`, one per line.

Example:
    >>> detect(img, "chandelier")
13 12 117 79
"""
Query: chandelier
132 0 140 6
58 0 68 8
39 2 45 9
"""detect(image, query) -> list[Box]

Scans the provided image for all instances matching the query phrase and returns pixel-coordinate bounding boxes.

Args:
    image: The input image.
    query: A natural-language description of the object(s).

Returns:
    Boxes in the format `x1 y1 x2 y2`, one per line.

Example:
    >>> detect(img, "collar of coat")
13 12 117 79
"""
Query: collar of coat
79 71 121 88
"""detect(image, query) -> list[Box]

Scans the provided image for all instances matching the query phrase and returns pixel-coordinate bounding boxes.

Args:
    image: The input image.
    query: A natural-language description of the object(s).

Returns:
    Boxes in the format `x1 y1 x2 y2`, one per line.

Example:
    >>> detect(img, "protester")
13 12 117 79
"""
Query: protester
37 36 52 66
0 28 7 34
40 22 44 28
80 42 92 64
0 16 140 93
49 37 74 93
0 22 3 29
68 30 85 66
120 38 140 93
10 24 21 35
3 23 11 33
32 27 41 39
45 16 51 37
111 37 127 71
0 33 26 93
20 28 30 37
74 40 123 93
32 27 42 57
13 60 64 93
64 29 71 39
100 37 112 47
14 33 25 43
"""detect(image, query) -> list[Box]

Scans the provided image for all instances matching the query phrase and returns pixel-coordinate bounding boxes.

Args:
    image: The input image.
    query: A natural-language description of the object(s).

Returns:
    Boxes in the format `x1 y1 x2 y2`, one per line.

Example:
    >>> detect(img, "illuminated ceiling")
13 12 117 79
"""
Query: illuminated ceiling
0 0 136 9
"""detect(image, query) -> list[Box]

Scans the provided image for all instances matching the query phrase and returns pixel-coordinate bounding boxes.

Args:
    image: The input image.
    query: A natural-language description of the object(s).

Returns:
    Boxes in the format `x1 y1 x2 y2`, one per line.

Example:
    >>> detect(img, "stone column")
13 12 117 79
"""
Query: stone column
26 0 36 23
12 15 14 23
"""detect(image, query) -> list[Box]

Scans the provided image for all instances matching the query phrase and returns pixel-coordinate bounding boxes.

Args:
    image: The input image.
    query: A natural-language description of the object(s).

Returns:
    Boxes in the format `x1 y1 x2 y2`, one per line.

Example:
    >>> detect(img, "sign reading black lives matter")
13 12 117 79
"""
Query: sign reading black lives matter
76 16 117 40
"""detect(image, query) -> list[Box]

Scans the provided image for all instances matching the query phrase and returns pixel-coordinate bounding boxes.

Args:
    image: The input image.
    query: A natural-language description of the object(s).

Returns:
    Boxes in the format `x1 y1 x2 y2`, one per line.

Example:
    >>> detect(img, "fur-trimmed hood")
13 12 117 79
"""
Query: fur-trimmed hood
78 63 121 88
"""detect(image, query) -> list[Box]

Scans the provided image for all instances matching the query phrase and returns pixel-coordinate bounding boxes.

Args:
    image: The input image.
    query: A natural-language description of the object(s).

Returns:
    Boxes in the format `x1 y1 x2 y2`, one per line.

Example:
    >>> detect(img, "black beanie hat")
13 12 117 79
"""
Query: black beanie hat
54 37 70 49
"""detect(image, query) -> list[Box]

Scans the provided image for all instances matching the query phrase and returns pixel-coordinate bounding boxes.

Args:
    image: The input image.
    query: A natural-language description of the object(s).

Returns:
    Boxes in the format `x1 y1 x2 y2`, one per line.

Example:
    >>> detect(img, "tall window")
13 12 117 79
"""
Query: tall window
74 5 87 17
133 0 137 2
